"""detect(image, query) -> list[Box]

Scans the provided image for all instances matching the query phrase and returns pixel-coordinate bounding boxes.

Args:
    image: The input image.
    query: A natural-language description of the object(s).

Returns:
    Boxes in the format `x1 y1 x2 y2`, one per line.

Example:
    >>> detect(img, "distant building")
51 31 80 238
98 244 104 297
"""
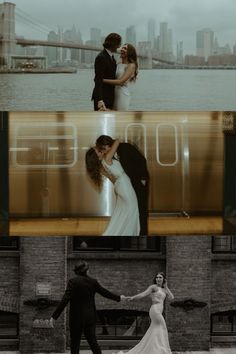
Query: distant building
159 22 173 61
148 18 156 49
184 55 205 66
208 54 236 66
46 31 59 65
90 27 101 45
176 41 184 64
196 28 214 61
126 25 136 47
233 44 236 55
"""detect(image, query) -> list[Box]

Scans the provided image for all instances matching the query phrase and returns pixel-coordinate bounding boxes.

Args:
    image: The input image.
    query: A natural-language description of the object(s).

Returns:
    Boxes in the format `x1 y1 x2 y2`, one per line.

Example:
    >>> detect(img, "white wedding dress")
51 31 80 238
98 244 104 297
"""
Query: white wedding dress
116 288 172 354
113 63 132 111
102 158 140 236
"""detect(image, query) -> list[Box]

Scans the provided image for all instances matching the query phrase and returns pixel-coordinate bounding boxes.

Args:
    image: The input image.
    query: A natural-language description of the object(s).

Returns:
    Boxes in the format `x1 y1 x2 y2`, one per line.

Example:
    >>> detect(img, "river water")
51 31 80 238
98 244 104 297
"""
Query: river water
0 69 236 111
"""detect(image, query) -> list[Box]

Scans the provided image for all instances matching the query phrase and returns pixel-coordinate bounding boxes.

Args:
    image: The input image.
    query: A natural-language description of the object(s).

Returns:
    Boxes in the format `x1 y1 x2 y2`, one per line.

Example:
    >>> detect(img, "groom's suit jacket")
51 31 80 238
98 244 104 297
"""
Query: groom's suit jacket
117 142 150 235
52 274 120 324
92 49 116 109
117 143 149 183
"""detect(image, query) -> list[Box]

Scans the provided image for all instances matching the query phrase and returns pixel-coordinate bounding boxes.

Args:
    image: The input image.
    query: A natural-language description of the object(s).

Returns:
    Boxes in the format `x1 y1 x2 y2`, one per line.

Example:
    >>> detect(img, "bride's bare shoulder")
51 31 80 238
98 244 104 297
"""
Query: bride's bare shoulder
149 284 158 292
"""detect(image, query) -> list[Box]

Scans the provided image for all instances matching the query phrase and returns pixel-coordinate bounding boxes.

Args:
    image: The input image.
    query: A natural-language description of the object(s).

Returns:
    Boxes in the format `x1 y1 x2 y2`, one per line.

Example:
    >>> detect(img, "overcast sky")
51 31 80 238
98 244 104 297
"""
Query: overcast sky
8 0 236 54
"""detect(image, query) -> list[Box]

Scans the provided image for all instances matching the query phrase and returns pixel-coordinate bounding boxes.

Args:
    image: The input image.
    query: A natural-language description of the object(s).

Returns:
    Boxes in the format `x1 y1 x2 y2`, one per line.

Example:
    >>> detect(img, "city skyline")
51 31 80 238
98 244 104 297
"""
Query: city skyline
9 0 236 55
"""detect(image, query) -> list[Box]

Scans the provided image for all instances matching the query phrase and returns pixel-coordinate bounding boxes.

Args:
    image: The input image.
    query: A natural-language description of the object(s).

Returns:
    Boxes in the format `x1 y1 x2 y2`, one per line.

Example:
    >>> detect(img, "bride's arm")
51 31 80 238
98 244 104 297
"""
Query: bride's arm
130 285 155 300
164 281 174 300
104 139 120 164
103 63 135 85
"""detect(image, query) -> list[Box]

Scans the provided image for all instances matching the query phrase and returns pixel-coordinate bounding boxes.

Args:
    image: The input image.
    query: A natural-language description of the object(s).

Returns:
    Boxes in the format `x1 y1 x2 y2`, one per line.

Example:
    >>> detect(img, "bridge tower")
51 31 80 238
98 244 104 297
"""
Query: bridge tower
137 41 153 69
0 2 16 68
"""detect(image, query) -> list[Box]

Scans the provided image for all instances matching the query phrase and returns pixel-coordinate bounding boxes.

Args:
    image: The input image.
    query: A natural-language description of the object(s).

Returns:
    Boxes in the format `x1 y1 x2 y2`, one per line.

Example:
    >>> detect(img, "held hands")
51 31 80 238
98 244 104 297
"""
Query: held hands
120 295 134 301
97 100 107 111
120 295 133 301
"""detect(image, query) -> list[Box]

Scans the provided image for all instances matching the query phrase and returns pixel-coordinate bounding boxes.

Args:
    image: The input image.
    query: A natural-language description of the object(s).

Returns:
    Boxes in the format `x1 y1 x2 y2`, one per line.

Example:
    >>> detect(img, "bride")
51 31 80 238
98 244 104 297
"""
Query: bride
116 272 174 354
103 43 138 111
85 138 140 236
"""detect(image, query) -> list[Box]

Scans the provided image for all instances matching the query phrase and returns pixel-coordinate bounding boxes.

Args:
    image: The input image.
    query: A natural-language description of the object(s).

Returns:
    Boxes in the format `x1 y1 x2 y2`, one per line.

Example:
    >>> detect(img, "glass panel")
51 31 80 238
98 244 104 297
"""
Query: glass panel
119 237 160 251
153 120 187 215
0 312 18 338
233 315 236 333
212 315 232 333
212 236 231 252
73 237 115 251
12 123 77 168
0 237 19 250
232 236 236 251
73 237 161 252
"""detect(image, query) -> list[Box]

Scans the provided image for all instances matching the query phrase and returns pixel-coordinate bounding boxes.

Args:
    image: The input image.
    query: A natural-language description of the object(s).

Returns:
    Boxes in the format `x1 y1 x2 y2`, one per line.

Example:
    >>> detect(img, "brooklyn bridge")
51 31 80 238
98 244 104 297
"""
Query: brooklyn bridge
0 1 177 70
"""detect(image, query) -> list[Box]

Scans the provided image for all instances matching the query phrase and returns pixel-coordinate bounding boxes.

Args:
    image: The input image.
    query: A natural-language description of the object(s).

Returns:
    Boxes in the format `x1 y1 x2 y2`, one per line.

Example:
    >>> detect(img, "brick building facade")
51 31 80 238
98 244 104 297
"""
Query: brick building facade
0 235 235 353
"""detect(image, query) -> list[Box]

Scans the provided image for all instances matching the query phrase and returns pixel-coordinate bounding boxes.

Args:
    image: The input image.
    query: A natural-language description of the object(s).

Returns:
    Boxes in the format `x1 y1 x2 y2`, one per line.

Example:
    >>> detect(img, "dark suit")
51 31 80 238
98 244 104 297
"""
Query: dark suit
117 143 150 236
92 49 116 110
52 274 120 354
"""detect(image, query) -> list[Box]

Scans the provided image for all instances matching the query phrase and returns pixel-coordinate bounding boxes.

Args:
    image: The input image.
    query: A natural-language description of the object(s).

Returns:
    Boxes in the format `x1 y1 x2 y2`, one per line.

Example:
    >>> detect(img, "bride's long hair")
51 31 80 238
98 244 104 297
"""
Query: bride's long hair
125 43 138 82
153 272 166 288
85 148 103 190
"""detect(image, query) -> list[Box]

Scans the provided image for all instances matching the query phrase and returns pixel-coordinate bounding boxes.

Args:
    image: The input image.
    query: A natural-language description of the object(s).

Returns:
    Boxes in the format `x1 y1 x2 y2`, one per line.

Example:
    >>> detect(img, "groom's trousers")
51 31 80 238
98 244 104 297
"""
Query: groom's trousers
70 320 101 354
132 180 149 236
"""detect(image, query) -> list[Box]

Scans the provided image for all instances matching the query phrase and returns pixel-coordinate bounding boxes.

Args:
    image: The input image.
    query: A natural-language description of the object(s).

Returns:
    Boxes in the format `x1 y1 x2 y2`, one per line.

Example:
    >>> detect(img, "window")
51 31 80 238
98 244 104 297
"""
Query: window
211 311 236 335
0 237 19 250
0 311 18 338
95 310 149 338
73 237 161 252
212 236 236 253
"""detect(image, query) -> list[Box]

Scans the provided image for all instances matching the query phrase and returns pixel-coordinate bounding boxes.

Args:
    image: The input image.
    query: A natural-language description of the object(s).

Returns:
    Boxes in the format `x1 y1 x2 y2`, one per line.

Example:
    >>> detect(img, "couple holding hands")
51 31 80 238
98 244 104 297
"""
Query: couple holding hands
50 261 174 354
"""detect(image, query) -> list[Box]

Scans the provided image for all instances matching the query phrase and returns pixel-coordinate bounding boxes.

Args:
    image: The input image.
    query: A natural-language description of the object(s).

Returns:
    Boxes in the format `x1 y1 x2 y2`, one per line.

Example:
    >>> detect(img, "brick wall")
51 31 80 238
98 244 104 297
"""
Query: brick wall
166 236 212 351
211 258 236 312
0 255 19 311
19 237 66 354
0 236 235 352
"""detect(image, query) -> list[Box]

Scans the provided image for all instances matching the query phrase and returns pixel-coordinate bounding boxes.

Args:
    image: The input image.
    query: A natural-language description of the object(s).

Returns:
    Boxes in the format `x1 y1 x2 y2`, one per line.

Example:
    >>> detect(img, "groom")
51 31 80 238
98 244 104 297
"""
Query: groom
92 32 122 111
50 261 126 354
96 135 150 236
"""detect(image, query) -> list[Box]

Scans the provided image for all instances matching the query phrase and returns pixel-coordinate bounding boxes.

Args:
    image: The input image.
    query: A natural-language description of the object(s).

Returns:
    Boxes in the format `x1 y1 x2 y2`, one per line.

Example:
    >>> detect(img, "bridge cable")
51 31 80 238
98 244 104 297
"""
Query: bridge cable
15 7 56 35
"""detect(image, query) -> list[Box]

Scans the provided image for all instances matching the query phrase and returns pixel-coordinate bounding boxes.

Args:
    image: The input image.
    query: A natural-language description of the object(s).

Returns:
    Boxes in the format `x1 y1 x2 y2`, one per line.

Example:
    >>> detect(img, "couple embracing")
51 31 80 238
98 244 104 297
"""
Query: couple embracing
91 32 138 111
86 135 149 236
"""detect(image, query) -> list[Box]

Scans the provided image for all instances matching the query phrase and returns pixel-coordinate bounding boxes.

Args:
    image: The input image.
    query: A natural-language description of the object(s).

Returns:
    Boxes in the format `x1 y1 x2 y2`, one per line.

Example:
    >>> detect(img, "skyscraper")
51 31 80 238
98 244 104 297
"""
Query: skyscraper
159 22 168 55
90 28 101 45
126 25 136 47
196 28 214 61
148 18 156 49
47 30 60 65
176 41 184 63
159 22 173 61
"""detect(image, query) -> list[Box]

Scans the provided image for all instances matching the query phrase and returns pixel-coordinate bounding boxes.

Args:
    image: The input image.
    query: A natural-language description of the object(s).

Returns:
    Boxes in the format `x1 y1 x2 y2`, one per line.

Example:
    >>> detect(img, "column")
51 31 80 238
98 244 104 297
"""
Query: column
166 236 211 351
19 237 67 353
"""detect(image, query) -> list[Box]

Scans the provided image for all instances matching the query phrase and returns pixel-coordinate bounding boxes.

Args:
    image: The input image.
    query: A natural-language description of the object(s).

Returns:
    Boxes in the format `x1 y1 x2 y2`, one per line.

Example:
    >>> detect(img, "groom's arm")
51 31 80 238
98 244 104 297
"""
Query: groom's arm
95 280 121 302
51 279 74 320
94 55 106 108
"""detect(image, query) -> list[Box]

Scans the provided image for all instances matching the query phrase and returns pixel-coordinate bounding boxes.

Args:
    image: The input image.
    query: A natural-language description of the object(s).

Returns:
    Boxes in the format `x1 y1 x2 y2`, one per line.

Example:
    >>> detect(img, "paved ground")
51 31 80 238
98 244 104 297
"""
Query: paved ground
0 349 235 354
